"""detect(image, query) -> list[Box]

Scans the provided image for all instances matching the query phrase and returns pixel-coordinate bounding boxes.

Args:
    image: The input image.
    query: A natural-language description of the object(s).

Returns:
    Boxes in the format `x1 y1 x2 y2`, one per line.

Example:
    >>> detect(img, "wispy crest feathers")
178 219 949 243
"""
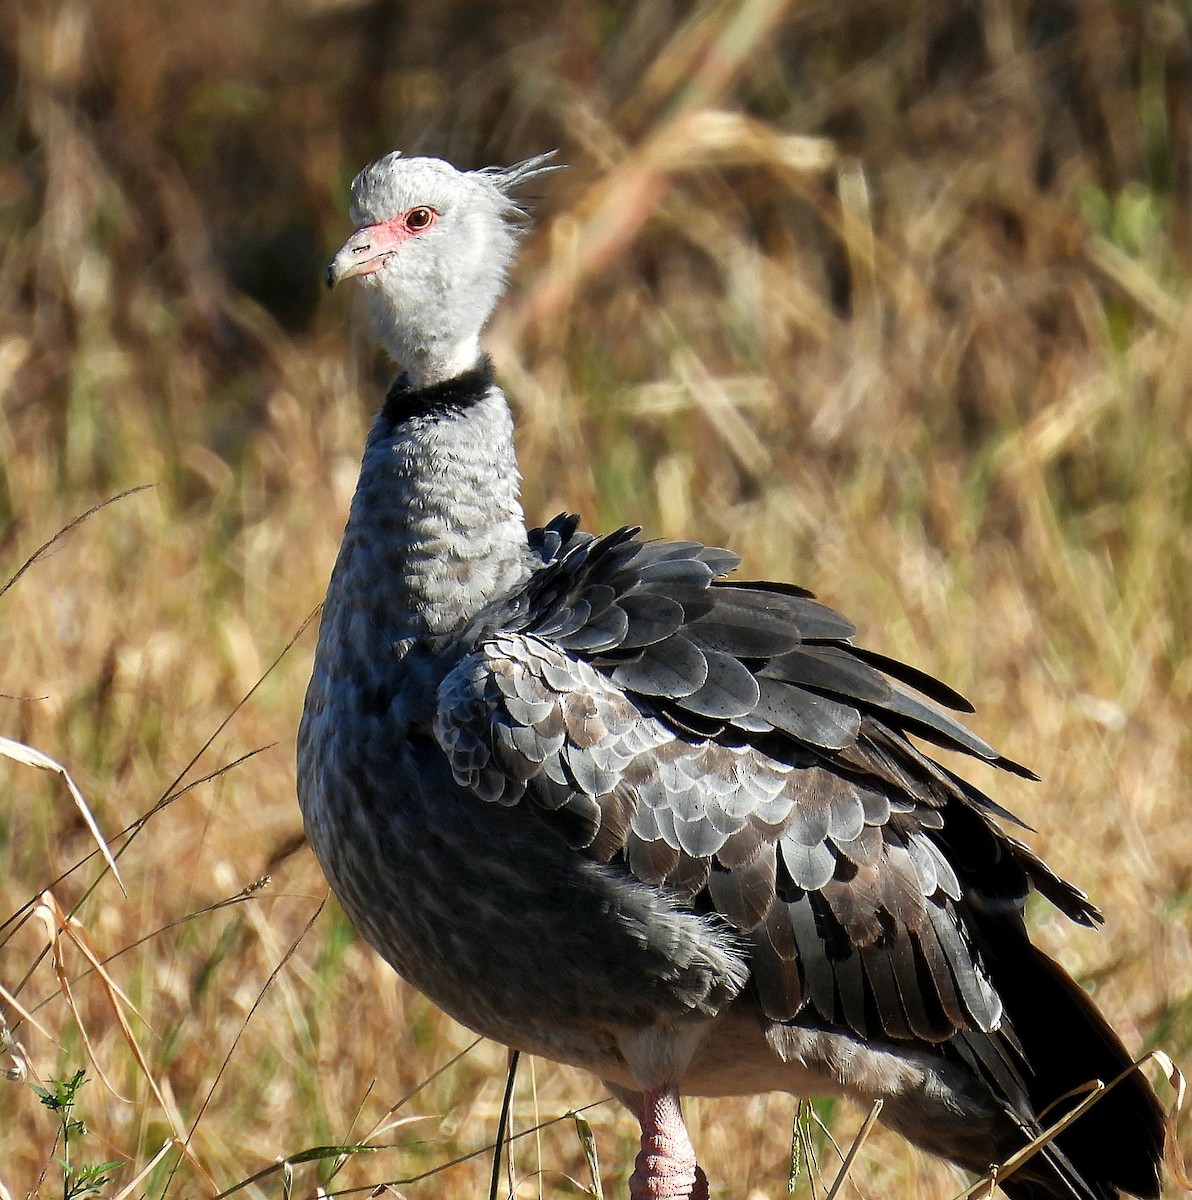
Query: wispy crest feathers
478 151 564 217
348 149 562 228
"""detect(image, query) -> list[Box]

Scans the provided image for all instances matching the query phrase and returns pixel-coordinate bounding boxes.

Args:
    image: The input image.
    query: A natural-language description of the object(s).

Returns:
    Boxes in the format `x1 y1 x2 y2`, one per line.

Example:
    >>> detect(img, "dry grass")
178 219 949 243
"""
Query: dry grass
1 1 1189 1196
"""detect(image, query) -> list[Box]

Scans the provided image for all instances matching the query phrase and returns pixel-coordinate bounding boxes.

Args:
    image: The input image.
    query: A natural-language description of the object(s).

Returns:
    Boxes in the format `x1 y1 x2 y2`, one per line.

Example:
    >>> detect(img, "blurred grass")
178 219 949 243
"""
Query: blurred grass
1 0 1190 1196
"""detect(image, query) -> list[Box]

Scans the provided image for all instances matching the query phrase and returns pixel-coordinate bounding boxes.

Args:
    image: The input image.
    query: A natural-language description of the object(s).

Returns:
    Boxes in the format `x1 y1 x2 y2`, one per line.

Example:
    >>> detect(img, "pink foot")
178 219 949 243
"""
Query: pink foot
627 1086 710 1200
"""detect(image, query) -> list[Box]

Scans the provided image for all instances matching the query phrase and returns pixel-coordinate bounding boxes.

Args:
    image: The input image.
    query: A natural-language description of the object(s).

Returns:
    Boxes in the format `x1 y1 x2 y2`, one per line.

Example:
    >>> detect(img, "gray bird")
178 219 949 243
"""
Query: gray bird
298 150 1164 1200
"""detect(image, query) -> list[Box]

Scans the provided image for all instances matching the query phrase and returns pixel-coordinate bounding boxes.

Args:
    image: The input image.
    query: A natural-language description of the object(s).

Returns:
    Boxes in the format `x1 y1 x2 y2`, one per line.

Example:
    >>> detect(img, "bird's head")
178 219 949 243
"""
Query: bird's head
327 150 559 387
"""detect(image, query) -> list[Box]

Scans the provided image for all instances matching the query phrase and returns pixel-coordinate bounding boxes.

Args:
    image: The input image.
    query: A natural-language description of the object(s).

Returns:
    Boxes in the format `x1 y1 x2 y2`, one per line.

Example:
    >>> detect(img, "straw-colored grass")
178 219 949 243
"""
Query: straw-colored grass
1 1 1188 1196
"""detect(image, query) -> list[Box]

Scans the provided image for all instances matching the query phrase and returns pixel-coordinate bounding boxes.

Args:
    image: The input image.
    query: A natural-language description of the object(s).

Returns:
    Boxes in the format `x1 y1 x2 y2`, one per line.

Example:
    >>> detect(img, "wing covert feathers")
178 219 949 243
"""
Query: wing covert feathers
434 521 1163 1197
431 524 1078 1045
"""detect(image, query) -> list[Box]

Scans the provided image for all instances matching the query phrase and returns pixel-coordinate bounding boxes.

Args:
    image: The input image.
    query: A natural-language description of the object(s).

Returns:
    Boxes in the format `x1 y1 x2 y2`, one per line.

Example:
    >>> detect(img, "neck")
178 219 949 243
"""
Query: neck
403 334 483 388
322 359 530 653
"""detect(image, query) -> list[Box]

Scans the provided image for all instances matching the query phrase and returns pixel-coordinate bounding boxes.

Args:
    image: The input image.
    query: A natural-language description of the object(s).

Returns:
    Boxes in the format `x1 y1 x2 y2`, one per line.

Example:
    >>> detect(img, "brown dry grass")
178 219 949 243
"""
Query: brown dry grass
0 1 1189 1197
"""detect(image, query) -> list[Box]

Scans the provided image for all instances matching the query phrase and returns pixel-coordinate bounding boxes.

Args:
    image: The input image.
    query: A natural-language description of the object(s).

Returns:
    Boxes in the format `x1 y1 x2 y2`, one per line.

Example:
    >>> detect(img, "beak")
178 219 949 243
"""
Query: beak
326 221 406 289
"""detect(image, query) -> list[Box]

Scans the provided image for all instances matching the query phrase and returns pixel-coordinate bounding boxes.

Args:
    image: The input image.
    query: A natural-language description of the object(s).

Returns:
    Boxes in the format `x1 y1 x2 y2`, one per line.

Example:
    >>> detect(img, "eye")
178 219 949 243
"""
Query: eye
405 206 436 232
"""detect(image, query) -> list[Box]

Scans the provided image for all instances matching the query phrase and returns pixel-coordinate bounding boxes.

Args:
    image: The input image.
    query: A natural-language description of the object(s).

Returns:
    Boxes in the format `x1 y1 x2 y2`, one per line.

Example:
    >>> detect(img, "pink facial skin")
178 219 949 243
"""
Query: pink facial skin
326 206 438 288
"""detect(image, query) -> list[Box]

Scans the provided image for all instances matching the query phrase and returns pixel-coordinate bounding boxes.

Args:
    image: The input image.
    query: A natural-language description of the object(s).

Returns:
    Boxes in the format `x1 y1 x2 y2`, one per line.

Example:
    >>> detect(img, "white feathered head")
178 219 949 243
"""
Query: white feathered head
328 151 559 385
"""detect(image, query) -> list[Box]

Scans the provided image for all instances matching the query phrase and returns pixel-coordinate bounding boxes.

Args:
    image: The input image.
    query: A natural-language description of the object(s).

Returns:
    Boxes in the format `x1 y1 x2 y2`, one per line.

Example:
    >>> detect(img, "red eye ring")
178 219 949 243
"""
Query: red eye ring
406 206 436 232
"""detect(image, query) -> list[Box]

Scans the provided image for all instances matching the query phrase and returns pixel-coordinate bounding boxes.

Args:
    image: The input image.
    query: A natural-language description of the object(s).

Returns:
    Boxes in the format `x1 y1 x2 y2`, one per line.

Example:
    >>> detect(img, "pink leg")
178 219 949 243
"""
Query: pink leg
627 1085 710 1200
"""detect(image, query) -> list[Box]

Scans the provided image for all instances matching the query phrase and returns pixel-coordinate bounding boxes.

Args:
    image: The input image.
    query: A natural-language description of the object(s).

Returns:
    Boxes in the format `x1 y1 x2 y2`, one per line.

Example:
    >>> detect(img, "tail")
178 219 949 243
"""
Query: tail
962 928 1165 1200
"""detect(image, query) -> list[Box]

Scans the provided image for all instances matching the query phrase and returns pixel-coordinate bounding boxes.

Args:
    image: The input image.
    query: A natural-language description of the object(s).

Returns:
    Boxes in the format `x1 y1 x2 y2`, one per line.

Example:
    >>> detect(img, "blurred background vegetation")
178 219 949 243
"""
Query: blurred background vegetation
0 0 1189 1196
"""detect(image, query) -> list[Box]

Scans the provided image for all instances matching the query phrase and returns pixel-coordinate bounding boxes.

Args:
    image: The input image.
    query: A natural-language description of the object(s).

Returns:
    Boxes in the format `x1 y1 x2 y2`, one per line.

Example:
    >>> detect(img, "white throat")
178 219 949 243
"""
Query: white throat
404 334 483 389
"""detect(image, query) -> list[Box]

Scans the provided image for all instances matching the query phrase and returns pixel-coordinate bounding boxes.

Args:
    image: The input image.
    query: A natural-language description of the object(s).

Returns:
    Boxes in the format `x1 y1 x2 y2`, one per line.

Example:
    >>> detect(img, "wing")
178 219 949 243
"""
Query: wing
436 519 1100 1044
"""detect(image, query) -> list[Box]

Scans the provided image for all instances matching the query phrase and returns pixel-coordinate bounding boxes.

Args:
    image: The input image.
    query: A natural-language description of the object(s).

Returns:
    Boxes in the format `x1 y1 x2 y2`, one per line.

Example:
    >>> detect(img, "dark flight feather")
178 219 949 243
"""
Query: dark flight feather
425 520 1161 1200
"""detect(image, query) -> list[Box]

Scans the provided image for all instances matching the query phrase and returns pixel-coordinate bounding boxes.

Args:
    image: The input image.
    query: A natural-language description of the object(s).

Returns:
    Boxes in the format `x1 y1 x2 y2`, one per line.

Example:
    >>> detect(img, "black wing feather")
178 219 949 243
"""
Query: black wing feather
443 522 1097 1073
434 520 1162 1200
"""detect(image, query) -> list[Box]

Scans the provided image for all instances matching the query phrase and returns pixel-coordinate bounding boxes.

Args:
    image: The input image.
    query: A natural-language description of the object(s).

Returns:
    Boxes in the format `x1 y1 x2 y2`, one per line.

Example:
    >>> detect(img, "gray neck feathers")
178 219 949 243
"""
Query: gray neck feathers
325 369 529 651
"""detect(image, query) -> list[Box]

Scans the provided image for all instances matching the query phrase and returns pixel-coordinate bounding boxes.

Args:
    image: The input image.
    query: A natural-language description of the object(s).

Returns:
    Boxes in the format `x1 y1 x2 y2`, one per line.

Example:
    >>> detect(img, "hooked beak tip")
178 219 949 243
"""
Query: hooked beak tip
328 222 405 290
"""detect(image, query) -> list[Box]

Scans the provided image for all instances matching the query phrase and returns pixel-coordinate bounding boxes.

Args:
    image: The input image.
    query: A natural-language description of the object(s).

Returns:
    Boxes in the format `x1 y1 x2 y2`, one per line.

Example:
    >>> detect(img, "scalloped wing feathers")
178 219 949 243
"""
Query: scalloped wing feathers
433 522 1076 1044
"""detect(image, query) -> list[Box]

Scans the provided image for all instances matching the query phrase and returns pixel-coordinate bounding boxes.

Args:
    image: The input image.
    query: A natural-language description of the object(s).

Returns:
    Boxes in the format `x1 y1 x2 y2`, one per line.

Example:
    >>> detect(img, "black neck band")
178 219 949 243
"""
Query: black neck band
379 356 495 427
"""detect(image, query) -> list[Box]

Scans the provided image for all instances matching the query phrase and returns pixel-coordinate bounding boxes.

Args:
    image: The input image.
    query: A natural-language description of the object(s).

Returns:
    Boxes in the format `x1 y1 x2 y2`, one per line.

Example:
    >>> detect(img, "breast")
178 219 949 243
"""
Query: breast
299 699 753 1063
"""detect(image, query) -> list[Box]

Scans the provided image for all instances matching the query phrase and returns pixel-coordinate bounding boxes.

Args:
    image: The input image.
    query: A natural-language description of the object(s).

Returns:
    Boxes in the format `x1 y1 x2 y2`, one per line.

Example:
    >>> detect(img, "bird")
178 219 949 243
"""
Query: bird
297 149 1165 1200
